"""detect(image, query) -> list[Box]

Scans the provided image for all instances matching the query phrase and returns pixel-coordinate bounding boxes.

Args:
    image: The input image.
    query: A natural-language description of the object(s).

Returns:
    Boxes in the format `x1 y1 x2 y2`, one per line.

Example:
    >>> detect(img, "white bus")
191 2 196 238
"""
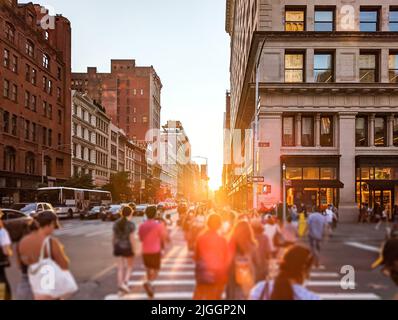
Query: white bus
37 187 112 218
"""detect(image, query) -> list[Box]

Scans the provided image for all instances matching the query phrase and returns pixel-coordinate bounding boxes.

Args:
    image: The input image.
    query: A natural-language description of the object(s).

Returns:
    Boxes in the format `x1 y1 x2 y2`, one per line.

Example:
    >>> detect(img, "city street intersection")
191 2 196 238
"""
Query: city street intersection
6 213 396 300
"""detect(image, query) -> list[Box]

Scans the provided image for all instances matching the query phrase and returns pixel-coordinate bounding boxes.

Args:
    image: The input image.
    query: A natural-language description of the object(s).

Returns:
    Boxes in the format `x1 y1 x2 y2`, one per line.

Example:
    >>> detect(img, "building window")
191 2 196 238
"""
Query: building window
26 40 34 57
394 116 398 147
142 116 148 123
31 69 37 85
4 147 16 172
359 53 378 83
356 116 368 147
57 67 62 80
320 168 336 180
48 104 52 119
58 110 62 125
3 49 10 68
43 53 50 69
320 116 333 147
24 120 30 140
282 116 295 146
314 8 334 31
285 52 305 83
25 64 31 82
42 127 47 146
360 8 379 32
32 123 37 142
58 133 62 146
301 116 314 147
389 53 398 83
285 8 305 31
31 95 37 111
48 129 52 147
48 80 52 95
12 55 18 73
303 167 320 180
3 80 10 98
44 31 49 41
3 111 10 133
43 76 47 91
43 156 52 176
25 152 35 175
374 117 387 147
57 88 62 102
11 84 17 102
24 91 30 108
314 52 334 83
390 9 398 31
5 23 15 43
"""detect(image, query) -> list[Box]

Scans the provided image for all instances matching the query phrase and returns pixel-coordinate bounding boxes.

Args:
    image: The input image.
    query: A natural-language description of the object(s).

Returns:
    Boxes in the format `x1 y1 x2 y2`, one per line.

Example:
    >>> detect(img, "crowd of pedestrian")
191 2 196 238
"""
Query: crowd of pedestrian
179 202 343 301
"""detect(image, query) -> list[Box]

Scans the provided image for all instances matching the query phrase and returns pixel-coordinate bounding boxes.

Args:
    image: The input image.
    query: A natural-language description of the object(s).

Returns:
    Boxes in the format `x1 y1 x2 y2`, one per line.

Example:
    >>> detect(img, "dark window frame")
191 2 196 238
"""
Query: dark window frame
374 116 387 147
282 115 296 147
314 51 335 83
389 51 398 83
360 7 381 32
301 116 315 147
285 6 307 32
356 116 369 147
320 115 334 147
390 7 398 31
285 50 306 83
359 51 380 83
314 6 336 32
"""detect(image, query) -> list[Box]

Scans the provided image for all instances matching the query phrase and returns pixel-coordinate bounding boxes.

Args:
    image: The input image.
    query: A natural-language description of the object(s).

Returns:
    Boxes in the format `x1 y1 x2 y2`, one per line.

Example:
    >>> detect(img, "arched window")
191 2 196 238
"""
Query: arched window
5 22 15 43
26 40 35 57
4 146 16 172
25 152 35 175
43 155 52 177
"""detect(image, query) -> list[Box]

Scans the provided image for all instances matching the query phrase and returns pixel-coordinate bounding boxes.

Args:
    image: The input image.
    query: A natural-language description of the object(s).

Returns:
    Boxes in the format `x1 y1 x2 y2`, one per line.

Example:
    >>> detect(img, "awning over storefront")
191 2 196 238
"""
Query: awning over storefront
281 155 341 167
366 180 398 189
356 155 398 167
288 180 344 189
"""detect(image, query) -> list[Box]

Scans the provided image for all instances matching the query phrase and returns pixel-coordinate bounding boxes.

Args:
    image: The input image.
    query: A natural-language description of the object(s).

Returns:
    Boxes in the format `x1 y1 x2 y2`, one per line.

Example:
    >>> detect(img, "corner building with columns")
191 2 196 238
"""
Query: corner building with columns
225 0 398 220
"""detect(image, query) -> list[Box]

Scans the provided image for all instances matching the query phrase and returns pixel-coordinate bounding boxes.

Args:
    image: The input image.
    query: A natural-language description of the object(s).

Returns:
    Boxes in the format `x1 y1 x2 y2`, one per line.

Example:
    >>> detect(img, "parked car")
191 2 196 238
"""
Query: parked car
80 206 106 220
1 209 34 242
13 203 55 218
135 204 149 217
100 205 122 221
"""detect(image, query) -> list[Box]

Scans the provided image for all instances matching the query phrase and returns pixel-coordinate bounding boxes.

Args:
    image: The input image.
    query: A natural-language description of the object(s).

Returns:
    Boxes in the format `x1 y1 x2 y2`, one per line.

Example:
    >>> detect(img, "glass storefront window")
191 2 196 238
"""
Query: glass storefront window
375 117 386 147
320 116 333 146
320 168 336 180
286 167 302 180
375 167 392 180
303 167 320 180
361 168 371 180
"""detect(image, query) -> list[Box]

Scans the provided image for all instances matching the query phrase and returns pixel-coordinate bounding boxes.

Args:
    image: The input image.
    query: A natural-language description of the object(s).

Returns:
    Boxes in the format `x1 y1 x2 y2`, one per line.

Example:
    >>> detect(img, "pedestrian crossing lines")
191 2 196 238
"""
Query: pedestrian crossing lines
104 228 382 301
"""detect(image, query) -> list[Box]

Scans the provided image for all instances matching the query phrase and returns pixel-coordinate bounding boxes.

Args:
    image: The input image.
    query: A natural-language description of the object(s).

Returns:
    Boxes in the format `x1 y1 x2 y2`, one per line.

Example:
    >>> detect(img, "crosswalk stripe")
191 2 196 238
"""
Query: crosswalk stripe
319 293 381 300
132 271 194 277
307 281 355 287
310 272 339 278
345 242 380 253
128 280 195 286
105 292 194 300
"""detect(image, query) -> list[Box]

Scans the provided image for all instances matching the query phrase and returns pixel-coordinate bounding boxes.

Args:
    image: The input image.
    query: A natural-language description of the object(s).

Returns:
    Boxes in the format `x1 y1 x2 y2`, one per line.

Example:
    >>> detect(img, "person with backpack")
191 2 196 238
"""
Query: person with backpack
249 245 320 300
139 206 168 299
226 220 258 300
113 205 136 295
0 210 13 300
193 214 229 300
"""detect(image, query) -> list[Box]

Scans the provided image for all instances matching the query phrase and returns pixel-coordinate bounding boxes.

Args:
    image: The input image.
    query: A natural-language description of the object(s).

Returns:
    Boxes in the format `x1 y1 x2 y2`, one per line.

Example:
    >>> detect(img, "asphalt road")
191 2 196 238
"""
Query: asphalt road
5 213 398 300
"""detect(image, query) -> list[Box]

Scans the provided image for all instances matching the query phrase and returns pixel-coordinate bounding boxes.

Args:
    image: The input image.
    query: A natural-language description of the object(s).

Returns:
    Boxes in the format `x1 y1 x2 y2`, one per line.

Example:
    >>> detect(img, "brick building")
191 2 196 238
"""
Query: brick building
0 0 71 205
71 59 162 142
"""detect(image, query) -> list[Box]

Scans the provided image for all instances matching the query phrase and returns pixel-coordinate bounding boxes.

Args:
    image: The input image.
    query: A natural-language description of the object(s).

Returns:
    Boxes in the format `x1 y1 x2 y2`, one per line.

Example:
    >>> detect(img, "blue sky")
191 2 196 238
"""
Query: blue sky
30 0 230 189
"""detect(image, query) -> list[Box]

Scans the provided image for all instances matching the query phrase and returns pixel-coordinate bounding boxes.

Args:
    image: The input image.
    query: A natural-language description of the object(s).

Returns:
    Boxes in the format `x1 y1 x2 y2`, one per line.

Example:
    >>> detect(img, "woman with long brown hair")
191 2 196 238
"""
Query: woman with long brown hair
226 220 258 300
250 245 320 300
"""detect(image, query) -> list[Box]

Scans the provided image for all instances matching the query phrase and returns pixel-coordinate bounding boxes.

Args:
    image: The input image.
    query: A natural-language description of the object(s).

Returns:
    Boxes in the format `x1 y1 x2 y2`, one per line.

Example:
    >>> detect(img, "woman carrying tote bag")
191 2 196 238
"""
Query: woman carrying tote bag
19 211 78 300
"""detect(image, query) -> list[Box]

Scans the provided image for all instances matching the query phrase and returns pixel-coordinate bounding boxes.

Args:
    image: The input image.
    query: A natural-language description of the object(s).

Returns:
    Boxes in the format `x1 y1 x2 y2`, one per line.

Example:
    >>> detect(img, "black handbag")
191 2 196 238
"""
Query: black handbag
113 239 133 257
0 249 10 268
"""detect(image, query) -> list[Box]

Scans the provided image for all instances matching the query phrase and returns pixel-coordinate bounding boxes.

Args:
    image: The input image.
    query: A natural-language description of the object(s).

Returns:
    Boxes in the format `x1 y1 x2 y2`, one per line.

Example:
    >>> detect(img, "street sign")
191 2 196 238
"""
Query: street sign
258 142 270 148
248 176 265 183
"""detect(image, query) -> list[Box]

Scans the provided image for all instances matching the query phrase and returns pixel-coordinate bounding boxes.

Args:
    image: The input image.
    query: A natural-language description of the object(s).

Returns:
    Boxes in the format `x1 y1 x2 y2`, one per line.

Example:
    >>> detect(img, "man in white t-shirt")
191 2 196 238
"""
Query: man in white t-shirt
0 210 13 300
325 205 335 238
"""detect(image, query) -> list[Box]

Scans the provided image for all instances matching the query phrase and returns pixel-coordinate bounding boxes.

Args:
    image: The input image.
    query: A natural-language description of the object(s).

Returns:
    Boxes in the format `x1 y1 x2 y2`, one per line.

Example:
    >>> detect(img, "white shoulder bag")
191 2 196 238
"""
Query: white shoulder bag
28 237 78 300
